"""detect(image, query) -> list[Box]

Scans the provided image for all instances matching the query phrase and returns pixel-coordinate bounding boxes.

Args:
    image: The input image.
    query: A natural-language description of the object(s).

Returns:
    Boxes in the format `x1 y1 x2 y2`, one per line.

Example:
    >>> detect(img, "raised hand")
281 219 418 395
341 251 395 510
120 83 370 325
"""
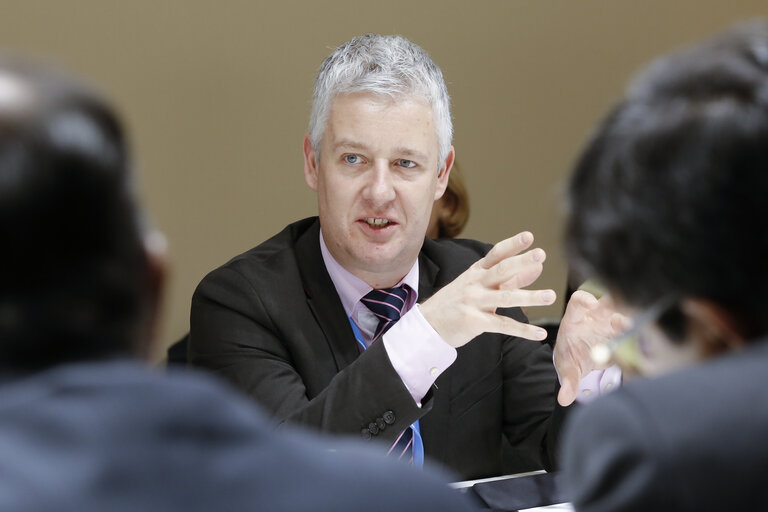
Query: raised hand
419 232 556 348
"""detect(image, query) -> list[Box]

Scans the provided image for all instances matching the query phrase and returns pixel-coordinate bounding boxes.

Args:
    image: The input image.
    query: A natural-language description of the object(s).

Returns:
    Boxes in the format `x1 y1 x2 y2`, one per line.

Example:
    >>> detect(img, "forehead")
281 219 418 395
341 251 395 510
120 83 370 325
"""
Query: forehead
324 92 438 156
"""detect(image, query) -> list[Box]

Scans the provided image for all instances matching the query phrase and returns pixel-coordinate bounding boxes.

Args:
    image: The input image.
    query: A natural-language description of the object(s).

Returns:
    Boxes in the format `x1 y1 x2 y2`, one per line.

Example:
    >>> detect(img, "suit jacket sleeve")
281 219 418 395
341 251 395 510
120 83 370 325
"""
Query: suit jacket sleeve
189 262 427 445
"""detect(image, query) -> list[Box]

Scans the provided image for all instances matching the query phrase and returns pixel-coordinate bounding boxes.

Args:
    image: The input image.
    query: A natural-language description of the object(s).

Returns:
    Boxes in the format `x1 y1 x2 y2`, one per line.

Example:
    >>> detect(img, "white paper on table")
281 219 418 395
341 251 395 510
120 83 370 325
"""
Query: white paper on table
520 504 574 512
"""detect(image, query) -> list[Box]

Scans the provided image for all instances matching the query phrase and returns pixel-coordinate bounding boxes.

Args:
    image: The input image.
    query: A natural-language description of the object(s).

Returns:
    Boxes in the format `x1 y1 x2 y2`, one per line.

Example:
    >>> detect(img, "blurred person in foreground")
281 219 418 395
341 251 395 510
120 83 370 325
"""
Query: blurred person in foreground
561 20 768 511
0 58 475 512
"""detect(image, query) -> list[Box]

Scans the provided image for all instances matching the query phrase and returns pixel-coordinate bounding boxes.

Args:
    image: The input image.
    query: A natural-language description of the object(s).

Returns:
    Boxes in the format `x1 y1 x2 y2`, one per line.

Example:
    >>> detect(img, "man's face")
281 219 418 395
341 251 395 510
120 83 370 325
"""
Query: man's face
303 91 453 288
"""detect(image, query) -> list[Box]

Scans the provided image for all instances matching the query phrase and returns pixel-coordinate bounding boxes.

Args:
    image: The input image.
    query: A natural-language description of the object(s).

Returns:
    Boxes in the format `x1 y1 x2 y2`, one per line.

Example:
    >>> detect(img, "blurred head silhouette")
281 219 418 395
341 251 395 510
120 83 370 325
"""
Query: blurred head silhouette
566 21 768 374
0 59 165 374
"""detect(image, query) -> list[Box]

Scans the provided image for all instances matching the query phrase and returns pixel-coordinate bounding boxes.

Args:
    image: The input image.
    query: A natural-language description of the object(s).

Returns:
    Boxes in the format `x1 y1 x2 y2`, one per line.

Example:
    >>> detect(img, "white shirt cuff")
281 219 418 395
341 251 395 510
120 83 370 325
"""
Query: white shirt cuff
382 304 457 405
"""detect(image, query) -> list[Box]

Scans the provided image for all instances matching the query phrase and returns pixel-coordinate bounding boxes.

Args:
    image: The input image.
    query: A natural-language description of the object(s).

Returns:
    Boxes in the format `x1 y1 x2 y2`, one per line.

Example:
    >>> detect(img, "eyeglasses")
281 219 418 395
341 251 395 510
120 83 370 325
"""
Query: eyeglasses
590 297 676 373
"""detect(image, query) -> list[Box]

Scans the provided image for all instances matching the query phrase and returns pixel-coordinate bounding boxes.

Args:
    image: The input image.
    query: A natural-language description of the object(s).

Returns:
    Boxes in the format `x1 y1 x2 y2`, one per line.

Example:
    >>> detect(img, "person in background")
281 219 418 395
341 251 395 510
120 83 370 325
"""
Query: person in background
561 20 768 511
426 160 469 239
189 33 622 480
0 58 475 512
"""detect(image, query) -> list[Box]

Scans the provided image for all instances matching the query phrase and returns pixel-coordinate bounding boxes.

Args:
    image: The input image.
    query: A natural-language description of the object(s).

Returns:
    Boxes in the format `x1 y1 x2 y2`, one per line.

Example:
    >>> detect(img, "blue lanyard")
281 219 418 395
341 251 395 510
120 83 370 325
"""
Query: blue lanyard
348 316 424 467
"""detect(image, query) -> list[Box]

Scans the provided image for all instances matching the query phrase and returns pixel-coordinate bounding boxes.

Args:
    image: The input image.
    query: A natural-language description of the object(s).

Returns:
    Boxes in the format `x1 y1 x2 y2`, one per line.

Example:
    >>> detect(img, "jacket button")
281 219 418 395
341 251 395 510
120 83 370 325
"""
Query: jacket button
368 422 380 435
376 417 386 430
361 428 372 440
383 410 395 425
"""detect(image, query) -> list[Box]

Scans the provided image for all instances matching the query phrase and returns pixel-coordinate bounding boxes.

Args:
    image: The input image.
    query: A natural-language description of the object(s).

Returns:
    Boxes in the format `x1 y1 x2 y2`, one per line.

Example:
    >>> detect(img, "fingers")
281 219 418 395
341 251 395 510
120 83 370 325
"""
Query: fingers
499 262 544 291
558 378 579 406
480 248 546 289
554 339 588 406
420 230 557 349
562 290 599 323
480 232 534 269
476 287 556 310
488 313 549 341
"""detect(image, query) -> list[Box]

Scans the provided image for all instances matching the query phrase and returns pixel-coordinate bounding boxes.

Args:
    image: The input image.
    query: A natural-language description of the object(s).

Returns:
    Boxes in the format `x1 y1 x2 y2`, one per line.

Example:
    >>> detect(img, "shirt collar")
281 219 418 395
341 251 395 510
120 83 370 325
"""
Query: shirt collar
319 229 420 317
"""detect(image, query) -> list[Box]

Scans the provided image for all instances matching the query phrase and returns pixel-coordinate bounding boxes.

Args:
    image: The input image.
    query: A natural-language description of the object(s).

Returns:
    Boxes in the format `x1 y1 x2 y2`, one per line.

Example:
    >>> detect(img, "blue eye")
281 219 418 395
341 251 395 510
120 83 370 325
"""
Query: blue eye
398 159 416 168
344 154 362 164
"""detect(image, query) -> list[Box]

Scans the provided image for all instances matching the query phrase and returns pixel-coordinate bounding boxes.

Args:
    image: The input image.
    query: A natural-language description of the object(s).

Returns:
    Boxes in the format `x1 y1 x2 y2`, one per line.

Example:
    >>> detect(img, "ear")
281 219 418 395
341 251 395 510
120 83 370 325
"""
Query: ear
137 230 168 362
434 145 455 200
680 298 746 358
303 133 319 191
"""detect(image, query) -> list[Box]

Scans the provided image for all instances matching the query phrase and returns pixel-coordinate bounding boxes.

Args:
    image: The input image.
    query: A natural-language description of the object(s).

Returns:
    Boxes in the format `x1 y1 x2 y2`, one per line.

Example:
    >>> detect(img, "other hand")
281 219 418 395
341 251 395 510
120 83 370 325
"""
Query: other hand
554 290 629 406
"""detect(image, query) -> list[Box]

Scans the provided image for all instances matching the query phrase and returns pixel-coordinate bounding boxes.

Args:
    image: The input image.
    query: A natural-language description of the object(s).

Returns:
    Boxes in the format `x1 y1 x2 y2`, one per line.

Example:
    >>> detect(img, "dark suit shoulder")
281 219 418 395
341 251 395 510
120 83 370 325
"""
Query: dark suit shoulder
193 218 319 307
216 217 316 278
422 236 491 266
605 340 768 440
562 341 768 511
419 237 492 291
562 381 671 511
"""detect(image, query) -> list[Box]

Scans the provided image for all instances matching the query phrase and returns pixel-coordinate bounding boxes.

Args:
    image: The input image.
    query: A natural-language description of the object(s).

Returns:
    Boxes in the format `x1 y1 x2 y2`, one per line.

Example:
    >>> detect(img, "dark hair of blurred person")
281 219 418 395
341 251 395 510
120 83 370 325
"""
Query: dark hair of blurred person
561 20 768 511
426 160 469 239
0 58 475 512
566 20 768 361
0 59 162 372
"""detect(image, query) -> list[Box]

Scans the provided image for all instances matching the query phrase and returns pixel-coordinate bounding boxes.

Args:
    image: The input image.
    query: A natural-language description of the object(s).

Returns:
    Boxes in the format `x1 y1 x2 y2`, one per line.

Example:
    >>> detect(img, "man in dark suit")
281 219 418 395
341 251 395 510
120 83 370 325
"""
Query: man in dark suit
560 21 768 510
0 59 475 511
190 34 622 480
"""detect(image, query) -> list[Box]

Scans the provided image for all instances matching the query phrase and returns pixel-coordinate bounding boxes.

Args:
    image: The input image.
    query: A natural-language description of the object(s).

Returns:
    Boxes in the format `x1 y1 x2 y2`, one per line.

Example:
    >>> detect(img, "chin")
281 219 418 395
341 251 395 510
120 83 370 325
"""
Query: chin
352 246 407 271
357 251 400 270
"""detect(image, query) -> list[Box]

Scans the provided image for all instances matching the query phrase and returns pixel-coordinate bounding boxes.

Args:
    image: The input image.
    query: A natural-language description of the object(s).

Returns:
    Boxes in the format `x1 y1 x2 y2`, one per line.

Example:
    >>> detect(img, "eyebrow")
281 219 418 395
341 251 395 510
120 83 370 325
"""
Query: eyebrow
332 139 429 162
333 139 369 152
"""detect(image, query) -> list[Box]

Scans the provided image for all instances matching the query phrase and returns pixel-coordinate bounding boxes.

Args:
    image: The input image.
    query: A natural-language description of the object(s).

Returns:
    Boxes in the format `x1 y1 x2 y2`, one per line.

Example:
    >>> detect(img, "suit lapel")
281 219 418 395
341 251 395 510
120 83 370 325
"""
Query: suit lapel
417 247 439 301
295 219 361 372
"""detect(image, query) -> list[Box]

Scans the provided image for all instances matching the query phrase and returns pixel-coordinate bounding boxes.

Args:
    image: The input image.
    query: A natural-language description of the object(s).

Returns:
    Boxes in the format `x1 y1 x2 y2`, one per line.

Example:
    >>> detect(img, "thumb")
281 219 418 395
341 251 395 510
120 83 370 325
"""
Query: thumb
557 376 579 406
562 290 599 324
610 312 631 332
554 345 581 406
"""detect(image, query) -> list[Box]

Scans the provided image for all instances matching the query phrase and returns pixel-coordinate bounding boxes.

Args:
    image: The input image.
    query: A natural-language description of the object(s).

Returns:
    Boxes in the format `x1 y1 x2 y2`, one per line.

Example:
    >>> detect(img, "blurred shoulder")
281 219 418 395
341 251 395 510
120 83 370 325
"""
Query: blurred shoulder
270 430 476 511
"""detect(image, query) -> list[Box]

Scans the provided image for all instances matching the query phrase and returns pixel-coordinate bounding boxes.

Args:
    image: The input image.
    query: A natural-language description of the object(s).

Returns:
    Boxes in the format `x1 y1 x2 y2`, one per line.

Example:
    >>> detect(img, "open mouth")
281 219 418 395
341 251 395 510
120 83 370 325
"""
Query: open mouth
363 217 393 229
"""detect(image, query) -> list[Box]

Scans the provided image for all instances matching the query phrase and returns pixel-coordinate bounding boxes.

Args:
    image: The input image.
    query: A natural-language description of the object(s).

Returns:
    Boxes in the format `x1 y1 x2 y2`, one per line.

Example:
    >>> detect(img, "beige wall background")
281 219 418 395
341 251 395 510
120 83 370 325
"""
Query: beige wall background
2 0 764 361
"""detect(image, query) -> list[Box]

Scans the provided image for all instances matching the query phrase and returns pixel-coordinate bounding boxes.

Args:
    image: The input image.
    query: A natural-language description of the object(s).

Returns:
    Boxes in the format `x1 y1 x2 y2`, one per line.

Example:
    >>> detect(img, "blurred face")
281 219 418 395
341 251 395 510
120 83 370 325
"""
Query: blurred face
603 300 700 378
631 321 698 377
303 92 453 288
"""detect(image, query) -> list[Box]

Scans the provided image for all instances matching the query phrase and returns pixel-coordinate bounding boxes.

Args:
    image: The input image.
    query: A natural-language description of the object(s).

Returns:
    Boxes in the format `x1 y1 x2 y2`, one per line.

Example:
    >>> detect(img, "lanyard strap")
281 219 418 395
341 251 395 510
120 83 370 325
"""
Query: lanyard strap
348 315 424 467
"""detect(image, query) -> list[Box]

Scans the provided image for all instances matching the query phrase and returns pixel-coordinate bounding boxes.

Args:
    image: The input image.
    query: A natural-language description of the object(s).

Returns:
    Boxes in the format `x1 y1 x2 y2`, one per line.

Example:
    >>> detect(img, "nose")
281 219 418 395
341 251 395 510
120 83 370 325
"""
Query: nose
362 159 396 206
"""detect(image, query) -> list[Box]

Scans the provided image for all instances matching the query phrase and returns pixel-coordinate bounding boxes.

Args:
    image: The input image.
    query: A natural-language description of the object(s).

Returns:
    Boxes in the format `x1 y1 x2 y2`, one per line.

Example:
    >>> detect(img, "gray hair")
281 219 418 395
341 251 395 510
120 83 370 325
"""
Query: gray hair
308 34 453 166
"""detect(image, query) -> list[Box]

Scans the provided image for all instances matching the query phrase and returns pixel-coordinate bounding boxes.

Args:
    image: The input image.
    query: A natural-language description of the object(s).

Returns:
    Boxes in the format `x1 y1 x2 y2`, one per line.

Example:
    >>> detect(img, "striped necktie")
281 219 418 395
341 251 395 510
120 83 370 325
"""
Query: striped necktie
360 285 422 465
360 286 409 341
387 423 423 465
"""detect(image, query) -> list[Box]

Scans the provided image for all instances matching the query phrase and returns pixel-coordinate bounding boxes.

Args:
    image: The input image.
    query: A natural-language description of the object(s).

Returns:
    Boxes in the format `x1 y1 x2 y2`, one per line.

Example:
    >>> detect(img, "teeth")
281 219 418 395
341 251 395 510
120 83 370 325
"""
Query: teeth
365 218 390 227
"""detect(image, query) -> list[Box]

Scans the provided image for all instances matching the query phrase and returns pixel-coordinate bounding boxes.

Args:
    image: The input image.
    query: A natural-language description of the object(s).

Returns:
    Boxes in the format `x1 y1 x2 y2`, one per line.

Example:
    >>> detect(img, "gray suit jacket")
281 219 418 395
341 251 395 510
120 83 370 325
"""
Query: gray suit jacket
190 217 566 480
561 340 768 511
0 360 475 511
